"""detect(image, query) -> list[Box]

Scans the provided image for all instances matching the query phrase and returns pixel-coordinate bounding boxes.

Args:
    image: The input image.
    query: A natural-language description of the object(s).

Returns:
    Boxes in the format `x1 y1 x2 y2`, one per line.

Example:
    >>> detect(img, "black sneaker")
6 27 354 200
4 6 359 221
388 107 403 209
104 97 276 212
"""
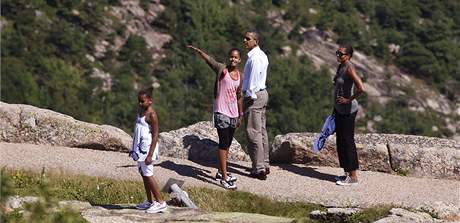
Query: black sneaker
265 167 270 175
220 179 237 190
215 172 237 182
249 171 267 180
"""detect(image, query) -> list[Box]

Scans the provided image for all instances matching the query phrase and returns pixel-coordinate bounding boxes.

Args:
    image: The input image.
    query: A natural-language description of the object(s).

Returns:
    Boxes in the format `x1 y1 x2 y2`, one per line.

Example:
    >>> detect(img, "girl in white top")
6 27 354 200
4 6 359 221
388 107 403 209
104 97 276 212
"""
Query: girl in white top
129 88 167 213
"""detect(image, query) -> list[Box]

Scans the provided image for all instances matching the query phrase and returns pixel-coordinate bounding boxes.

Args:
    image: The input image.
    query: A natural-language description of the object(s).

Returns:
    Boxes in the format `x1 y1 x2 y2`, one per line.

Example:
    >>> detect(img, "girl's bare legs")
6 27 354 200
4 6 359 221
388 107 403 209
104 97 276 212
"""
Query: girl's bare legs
350 170 358 181
219 149 229 180
142 177 153 202
143 176 163 202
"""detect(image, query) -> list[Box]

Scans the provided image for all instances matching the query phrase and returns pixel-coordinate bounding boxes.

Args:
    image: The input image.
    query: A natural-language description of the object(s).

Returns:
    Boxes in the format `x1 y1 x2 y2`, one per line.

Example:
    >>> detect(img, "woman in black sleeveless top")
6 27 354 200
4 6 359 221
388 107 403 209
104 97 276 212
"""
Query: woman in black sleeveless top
333 46 365 186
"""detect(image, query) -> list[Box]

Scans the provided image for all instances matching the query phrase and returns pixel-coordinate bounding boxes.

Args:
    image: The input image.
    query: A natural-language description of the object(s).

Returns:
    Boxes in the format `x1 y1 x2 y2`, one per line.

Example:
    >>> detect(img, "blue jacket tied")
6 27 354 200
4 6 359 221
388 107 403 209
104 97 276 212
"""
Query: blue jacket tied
313 114 335 152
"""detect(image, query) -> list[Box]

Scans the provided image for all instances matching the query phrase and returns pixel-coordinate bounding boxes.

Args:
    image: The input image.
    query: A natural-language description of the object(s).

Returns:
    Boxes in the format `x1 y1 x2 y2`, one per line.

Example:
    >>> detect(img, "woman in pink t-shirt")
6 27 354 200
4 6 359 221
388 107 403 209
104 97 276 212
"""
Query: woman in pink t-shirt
188 45 243 190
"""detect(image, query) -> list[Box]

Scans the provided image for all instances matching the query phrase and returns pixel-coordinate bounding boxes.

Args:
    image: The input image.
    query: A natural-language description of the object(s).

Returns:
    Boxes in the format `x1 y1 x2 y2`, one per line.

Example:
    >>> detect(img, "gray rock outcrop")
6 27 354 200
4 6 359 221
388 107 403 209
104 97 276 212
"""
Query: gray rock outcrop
82 205 294 223
0 102 132 151
373 208 438 223
271 132 460 179
159 121 250 162
0 103 249 162
3 196 294 223
418 201 460 220
389 143 460 179
310 208 361 222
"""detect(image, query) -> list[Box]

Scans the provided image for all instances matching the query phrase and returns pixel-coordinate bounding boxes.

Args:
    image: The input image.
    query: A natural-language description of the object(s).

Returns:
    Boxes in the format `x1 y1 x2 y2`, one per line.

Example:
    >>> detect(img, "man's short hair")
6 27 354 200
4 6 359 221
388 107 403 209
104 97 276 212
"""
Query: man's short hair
246 31 260 44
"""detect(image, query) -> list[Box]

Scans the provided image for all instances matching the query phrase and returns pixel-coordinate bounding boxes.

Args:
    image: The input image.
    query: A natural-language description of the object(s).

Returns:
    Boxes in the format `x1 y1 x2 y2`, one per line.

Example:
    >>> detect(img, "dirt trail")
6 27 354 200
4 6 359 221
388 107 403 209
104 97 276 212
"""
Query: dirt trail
2 142 459 211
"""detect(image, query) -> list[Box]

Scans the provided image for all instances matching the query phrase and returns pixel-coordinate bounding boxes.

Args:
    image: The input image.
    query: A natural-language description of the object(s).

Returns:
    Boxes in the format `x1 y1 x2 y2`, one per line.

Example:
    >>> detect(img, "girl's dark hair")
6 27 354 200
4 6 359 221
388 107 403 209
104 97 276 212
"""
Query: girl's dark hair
343 45 354 58
138 87 153 99
228 48 241 56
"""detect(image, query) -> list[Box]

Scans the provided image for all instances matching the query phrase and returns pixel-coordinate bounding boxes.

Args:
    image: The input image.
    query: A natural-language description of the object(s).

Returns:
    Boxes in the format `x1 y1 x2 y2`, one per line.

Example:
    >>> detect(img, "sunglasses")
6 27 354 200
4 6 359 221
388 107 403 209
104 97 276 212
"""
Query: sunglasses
244 37 253 41
336 50 348 57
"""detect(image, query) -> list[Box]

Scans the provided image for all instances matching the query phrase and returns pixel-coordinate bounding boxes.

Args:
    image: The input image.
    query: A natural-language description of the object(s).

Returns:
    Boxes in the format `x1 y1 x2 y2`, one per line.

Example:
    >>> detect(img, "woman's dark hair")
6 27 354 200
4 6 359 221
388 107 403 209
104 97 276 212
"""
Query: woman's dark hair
343 45 354 58
138 87 153 99
228 48 241 56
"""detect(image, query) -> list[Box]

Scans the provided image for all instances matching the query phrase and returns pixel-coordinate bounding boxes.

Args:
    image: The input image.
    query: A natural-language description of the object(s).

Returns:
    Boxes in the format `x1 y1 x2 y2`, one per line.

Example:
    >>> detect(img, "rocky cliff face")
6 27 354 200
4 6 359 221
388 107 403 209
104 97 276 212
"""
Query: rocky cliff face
91 0 171 91
105 0 171 59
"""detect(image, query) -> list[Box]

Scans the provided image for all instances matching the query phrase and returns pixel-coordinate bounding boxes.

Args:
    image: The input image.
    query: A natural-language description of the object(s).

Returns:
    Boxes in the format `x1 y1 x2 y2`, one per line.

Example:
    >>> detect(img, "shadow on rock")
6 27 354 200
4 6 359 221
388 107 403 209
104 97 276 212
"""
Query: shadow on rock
183 134 251 177
183 134 218 163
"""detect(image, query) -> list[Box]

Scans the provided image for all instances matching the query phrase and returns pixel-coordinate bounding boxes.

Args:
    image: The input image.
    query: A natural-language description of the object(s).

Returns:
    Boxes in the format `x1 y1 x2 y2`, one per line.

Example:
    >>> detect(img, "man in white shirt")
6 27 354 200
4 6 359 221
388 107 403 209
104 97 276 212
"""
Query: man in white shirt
242 31 269 180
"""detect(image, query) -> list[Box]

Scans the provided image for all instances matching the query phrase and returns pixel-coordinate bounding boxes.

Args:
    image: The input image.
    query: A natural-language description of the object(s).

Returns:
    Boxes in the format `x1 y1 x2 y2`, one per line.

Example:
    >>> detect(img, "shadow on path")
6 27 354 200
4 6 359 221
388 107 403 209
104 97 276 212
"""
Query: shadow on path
157 160 219 187
183 134 251 177
95 204 136 210
116 164 137 168
275 164 337 182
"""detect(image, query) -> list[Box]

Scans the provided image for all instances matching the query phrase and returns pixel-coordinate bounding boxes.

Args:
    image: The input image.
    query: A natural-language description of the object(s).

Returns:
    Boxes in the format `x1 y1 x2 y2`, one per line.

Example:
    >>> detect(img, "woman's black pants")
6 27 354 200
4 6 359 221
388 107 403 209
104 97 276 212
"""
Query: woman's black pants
335 110 359 172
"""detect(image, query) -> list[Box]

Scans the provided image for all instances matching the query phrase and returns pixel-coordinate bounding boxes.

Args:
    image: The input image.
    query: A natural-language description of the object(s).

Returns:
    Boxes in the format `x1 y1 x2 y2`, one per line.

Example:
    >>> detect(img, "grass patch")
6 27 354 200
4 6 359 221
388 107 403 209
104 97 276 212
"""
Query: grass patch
1 168 88 223
188 187 325 219
2 169 394 222
345 205 392 223
3 169 326 222
394 168 410 176
9 168 148 205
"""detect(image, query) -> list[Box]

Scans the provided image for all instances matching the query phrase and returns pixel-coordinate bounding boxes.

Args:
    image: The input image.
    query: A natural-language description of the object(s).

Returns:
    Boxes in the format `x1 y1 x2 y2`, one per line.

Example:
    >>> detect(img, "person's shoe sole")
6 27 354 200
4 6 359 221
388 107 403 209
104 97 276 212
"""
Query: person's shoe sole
136 202 153 210
336 181 358 186
223 185 237 190
146 206 167 213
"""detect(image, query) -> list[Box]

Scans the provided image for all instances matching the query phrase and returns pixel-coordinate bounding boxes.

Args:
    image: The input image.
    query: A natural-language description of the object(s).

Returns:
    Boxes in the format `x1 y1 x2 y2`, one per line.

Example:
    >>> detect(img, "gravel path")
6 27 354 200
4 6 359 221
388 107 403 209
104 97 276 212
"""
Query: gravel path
2 142 459 211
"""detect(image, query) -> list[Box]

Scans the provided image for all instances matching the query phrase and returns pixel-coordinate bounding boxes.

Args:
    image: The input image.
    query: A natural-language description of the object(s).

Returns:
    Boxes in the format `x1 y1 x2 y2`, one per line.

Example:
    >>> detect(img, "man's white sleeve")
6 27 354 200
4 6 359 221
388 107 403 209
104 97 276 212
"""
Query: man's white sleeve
247 58 261 99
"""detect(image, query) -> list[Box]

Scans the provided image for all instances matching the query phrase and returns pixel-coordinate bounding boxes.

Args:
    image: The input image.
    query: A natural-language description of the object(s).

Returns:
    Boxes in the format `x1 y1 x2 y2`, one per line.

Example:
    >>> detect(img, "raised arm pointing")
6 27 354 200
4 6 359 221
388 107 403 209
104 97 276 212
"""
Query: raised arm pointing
187 45 222 74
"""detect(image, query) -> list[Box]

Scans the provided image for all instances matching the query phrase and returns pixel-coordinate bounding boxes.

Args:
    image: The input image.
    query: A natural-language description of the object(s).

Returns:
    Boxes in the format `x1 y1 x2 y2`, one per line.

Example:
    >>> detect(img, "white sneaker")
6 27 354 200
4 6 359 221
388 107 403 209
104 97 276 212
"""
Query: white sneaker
136 200 153 210
336 176 358 186
145 201 167 213
334 172 349 181
215 172 237 182
220 179 237 190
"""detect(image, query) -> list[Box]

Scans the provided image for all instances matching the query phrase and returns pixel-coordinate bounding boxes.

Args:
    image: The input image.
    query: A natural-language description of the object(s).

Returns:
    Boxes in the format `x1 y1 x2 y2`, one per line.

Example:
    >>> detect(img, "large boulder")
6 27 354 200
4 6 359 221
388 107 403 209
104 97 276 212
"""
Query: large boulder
0 102 131 151
159 121 249 162
389 143 460 179
271 133 392 172
271 132 460 179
